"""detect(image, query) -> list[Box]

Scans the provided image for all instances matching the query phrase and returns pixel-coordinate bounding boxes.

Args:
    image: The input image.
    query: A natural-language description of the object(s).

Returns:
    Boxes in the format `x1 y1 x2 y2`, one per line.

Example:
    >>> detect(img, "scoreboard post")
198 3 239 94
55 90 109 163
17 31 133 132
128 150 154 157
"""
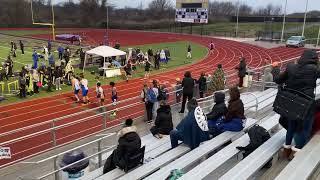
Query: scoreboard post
175 0 209 24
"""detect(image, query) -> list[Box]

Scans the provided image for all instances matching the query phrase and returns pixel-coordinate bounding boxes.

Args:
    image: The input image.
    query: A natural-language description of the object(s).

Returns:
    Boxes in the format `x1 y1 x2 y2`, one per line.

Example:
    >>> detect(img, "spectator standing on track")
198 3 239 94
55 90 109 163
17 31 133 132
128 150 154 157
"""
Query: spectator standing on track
54 66 63 91
71 75 80 102
152 80 160 120
80 74 89 105
57 46 64 61
32 69 40 94
271 62 281 81
236 57 247 87
275 49 319 159
19 72 26 98
103 119 142 174
170 98 209 149
96 82 105 106
179 71 195 113
150 100 173 139
19 40 24 55
198 72 207 98
187 44 192 59
165 47 171 62
32 50 39 69
110 82 118 106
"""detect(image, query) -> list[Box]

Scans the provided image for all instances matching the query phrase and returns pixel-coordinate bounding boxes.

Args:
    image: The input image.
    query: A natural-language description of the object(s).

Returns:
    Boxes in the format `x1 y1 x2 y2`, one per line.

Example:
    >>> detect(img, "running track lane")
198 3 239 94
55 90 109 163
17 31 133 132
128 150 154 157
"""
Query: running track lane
0 29 308 167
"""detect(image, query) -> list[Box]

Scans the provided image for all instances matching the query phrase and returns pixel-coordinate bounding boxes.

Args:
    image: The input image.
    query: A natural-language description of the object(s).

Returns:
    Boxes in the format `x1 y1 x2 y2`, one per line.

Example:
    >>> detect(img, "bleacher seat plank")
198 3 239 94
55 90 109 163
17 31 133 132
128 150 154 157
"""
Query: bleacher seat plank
142 119 257 180
275 133 320 180
180 114 280 180
219 129 286 180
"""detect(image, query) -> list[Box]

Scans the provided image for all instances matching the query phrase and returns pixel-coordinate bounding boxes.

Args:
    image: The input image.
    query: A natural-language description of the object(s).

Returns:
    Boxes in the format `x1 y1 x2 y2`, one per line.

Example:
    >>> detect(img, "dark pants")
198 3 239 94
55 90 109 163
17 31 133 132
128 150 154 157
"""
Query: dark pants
20 85 26 98
21 48 24 54
155 62 160 70
150 126 159 136
286 111 314 149
199 91 204 98
239 77 244 87
146 102 154 121
59 53 63 60
180 93 193 113
103 150 117 174
170 129 183 149
33 82 39 93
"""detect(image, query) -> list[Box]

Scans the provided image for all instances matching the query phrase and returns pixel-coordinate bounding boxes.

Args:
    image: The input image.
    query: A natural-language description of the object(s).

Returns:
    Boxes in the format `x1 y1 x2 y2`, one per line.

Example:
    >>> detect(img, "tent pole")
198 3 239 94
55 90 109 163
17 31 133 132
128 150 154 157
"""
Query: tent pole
83 53 86 73
103 57 106 79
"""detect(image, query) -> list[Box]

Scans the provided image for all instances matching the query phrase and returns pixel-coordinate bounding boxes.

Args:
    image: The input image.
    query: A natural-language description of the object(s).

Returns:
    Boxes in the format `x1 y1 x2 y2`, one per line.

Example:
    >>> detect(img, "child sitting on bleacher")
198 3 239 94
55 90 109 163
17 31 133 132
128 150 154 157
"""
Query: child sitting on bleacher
170 98 209 150
103 119 142 174
209 87 246 137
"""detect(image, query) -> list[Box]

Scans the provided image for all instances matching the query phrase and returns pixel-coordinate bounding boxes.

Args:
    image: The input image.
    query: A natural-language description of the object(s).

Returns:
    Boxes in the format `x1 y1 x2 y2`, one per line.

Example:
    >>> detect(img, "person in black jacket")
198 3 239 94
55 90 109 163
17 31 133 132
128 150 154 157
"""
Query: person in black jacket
275 49 319 158
236 57 247 87
207 92 228 121
198 72 207 98
103 119 142 174
150 101 173 138
19 40 24 55
179 71 195 113
271 62 280 82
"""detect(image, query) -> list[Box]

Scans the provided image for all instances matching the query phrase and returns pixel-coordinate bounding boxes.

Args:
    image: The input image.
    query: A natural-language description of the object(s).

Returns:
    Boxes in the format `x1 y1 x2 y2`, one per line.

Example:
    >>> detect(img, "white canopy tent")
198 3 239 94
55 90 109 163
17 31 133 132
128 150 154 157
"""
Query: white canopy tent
83 46 126 76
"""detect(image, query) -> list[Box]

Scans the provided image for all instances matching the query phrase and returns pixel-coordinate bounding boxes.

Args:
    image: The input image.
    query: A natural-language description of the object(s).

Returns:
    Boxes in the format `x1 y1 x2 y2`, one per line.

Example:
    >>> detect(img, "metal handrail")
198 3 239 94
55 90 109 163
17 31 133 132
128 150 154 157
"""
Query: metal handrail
20 133 115 164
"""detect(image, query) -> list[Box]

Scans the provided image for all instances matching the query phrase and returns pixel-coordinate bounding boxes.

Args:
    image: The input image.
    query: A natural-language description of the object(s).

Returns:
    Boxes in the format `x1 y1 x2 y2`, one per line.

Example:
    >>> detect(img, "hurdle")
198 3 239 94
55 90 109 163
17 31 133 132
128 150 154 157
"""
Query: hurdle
7 80 19 94
30 0 56 40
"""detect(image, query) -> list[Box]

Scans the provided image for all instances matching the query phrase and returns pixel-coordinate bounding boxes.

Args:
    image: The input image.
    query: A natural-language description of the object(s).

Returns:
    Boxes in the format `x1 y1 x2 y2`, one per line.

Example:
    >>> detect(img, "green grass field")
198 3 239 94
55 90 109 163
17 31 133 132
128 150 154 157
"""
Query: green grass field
0 34 207 105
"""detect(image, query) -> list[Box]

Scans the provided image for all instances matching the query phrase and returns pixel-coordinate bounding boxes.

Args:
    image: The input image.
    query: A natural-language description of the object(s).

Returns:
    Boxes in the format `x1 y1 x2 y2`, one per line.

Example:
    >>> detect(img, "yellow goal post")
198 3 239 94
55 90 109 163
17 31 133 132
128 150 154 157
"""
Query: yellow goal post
30 0 56 40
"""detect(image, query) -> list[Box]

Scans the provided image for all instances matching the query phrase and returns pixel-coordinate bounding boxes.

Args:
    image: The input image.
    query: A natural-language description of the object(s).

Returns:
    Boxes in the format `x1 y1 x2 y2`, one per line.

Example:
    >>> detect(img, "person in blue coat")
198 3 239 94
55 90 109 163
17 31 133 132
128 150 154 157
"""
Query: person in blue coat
32 50 39 69
57 46 64 60
170 98 210 150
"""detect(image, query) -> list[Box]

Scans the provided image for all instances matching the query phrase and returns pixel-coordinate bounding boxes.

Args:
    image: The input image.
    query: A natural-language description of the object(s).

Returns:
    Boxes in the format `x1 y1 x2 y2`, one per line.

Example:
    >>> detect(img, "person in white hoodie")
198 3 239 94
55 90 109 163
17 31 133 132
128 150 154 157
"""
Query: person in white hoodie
160 49 166 64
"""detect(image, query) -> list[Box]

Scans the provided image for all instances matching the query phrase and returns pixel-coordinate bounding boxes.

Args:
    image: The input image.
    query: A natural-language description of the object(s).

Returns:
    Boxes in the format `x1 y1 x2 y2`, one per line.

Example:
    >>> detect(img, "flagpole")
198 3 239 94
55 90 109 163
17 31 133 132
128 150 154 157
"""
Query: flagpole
281 0 288 42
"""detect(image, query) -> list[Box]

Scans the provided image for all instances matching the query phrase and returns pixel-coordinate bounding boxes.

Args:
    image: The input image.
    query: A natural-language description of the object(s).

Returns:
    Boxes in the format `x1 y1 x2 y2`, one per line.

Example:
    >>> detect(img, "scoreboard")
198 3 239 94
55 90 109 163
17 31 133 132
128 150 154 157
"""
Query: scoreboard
176 0 209 24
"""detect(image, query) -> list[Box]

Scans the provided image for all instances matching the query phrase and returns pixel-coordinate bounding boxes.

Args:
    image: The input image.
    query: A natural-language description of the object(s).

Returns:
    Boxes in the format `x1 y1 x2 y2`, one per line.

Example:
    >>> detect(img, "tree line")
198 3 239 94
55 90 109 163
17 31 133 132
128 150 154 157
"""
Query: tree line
0 0 318 29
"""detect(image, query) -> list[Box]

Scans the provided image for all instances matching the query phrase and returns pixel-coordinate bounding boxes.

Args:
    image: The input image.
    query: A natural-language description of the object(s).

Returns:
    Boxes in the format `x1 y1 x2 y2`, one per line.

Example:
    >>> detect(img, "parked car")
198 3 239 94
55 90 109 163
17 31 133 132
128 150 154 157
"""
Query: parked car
286 36 305 47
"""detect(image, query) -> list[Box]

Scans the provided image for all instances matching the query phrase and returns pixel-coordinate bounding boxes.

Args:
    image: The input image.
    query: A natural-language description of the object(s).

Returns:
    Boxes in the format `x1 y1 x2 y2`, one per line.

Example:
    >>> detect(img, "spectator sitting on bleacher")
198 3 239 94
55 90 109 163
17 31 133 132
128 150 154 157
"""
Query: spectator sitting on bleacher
150 100 173 139
207 92 228 134
103 119 142 174
209 87 246 137
275 49 319 159
170 98 210 150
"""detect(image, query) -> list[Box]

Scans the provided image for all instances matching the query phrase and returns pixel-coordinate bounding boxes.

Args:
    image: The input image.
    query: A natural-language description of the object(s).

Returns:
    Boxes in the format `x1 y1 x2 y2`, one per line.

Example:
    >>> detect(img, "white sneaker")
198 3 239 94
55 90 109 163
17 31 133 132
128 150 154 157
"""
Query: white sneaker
59 88 62 90
56 88 58 91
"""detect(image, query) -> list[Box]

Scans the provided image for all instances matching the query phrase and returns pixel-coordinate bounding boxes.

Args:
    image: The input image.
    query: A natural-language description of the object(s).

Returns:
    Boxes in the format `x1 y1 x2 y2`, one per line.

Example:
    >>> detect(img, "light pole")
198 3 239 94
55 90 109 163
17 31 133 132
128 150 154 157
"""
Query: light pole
302 0 309 37
317 25 320 46
235 0 240 38
281 0 288 42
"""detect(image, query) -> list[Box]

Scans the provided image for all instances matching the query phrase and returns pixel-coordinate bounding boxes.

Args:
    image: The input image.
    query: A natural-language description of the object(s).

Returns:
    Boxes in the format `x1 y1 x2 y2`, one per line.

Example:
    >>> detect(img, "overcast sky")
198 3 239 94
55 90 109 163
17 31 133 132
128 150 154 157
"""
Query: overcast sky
55 0 320 14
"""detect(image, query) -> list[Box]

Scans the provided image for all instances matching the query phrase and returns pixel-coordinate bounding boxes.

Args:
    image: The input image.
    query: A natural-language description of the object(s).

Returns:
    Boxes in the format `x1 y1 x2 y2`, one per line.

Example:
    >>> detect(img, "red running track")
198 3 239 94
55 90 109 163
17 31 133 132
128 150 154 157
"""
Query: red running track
0 29 308 168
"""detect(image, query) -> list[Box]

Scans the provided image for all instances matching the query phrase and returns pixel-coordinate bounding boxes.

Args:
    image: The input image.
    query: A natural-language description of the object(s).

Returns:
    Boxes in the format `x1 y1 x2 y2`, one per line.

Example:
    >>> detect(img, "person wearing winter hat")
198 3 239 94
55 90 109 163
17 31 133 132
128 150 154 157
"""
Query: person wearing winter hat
170 98 210 149
103 119 142 174
271 61 280 82
206 92 228 132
